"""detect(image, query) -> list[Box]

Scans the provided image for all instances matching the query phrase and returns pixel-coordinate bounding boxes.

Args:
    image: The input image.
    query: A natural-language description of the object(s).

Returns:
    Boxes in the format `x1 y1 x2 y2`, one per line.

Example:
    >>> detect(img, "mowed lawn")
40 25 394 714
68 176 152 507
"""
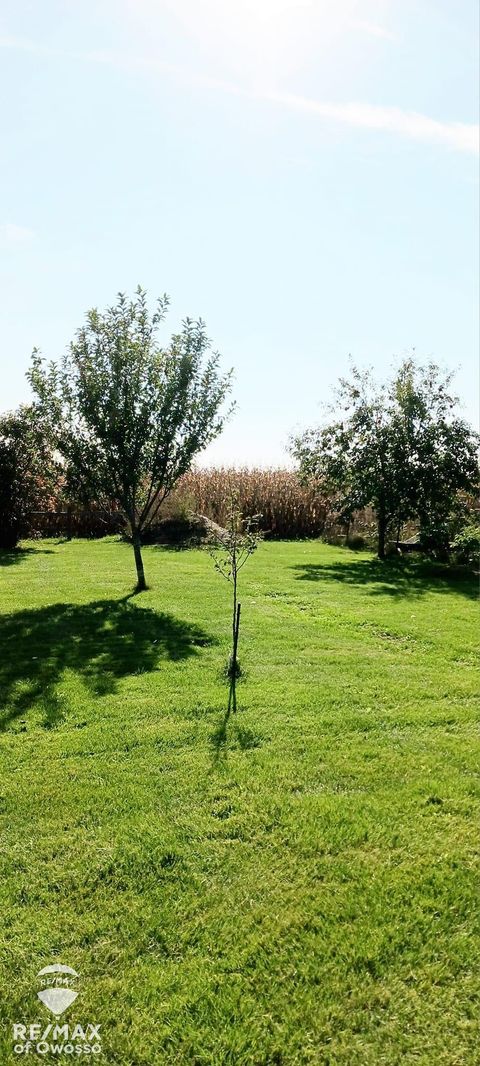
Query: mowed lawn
0 538 478 1065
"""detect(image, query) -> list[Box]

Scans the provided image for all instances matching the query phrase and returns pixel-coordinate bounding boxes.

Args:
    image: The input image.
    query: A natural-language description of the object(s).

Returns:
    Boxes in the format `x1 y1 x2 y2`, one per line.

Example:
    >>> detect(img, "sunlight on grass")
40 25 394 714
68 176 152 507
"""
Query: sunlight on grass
0 538 478 1064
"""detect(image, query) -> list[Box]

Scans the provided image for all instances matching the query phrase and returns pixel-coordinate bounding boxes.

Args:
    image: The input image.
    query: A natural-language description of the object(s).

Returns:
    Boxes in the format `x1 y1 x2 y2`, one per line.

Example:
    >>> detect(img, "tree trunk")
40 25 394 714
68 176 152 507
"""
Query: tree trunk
132 532 147 591
377 511 387 560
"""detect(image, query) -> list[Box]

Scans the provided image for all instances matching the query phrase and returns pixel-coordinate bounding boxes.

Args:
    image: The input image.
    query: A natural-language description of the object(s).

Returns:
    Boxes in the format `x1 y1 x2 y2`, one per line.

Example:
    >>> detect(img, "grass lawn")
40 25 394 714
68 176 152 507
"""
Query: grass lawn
0 538 478 1065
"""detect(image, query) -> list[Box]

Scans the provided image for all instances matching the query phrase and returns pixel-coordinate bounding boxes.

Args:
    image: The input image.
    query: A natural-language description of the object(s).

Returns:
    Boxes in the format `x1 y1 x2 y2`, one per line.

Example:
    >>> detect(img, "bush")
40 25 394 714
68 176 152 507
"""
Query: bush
451 523 480 566
419 522 452 560
141 515 206 546
346 534 366 551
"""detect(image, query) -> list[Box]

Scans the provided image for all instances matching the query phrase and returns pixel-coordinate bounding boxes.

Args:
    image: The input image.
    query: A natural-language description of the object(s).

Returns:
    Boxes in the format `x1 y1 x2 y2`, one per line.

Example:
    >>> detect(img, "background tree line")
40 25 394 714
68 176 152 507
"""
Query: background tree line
1 289 478 571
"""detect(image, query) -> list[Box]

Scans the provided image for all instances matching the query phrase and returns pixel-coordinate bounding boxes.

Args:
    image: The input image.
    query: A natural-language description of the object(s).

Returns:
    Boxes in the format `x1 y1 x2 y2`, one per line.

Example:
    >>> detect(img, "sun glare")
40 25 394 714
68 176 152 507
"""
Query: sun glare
125 0 380 92
175 0 348 83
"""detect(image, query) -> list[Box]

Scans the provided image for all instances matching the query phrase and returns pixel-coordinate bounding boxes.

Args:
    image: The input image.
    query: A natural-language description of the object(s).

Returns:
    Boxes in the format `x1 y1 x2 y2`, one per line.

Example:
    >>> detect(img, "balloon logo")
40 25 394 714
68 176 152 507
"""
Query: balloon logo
37 964 79 1017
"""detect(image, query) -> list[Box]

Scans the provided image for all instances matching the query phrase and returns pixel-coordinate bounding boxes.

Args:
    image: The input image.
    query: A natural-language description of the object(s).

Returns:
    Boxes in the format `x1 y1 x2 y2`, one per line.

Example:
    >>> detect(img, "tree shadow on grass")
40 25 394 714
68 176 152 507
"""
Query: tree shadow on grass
0 596 214 731
210 708 231 765
291 556 478 600
0 547 56 567
209 709 262 766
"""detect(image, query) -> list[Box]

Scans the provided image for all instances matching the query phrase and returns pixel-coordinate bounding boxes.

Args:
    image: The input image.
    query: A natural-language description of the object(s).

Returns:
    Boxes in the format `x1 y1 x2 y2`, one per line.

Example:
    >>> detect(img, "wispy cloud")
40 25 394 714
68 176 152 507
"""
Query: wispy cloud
90 48 480 156
0 223 35 246
349 19 397 41
265 92 479 155
0 33 478 156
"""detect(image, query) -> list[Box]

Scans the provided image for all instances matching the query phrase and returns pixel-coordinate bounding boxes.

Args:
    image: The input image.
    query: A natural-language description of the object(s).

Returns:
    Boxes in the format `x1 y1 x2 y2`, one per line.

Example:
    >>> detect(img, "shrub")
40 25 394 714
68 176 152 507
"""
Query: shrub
347 534 366 551
141 514 207 546
451 523 480 566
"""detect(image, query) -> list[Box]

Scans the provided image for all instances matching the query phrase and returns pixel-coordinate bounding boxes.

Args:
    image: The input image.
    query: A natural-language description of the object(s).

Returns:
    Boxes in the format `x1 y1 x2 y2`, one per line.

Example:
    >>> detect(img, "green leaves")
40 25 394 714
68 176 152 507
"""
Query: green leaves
291 358 479 556
208 496 263 585
28 287 234 544
0 404 61 548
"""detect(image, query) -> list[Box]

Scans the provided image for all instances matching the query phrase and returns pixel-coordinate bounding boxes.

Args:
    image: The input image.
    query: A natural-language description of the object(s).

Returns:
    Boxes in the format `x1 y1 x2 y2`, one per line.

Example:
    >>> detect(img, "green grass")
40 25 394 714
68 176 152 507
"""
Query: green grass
0 538 478 1065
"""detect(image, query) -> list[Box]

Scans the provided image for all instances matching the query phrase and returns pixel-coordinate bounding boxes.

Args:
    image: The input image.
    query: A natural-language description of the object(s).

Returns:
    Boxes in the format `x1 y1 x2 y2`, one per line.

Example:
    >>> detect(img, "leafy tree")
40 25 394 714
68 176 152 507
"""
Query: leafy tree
28 288 233 589
0 405 59 549
291 358 479 559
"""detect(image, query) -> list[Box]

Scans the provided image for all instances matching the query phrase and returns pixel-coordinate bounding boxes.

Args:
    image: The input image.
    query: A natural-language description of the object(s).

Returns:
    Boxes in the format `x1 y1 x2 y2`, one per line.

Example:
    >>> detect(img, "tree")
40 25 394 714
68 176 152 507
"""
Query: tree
0 405 59 550
208 495 262 712
28 288 234 589
291 358 479 559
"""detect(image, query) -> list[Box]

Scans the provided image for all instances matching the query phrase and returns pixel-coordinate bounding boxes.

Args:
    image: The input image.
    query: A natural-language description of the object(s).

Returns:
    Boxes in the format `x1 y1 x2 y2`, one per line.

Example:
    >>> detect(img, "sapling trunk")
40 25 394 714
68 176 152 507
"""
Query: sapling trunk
209 496 262 717
228 602 241 713
232 568 237 657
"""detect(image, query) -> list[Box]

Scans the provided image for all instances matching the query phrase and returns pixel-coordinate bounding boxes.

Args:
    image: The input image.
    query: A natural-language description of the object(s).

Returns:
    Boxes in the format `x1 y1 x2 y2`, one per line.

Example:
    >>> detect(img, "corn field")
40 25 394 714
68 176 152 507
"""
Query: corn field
26 468 381 542
26 468 333 540
167 467 329 539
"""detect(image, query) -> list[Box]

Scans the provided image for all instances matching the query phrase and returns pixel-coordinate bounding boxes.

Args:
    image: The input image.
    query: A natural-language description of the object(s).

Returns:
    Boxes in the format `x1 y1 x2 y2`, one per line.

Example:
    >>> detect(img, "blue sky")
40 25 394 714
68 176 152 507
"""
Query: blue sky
1 0 478 464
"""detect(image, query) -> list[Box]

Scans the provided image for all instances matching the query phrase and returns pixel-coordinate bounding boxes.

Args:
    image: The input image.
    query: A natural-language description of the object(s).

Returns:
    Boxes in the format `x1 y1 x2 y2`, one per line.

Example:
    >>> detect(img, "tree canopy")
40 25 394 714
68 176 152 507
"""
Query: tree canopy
0 404 59 549
291 358 479 558
28 287 234 588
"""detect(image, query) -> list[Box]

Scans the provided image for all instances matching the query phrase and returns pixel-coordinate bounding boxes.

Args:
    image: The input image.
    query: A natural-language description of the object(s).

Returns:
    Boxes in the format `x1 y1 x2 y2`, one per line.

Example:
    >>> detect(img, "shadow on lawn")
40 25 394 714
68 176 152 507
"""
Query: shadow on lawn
210 708 231 764
0 596 213 731
0 547 56 567
210 709 263 765
291 556 478 600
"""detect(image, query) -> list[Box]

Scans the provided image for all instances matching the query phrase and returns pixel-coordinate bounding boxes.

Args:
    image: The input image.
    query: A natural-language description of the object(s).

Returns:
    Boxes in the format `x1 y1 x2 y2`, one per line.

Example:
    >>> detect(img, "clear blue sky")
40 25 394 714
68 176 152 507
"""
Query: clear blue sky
1 0 478 464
